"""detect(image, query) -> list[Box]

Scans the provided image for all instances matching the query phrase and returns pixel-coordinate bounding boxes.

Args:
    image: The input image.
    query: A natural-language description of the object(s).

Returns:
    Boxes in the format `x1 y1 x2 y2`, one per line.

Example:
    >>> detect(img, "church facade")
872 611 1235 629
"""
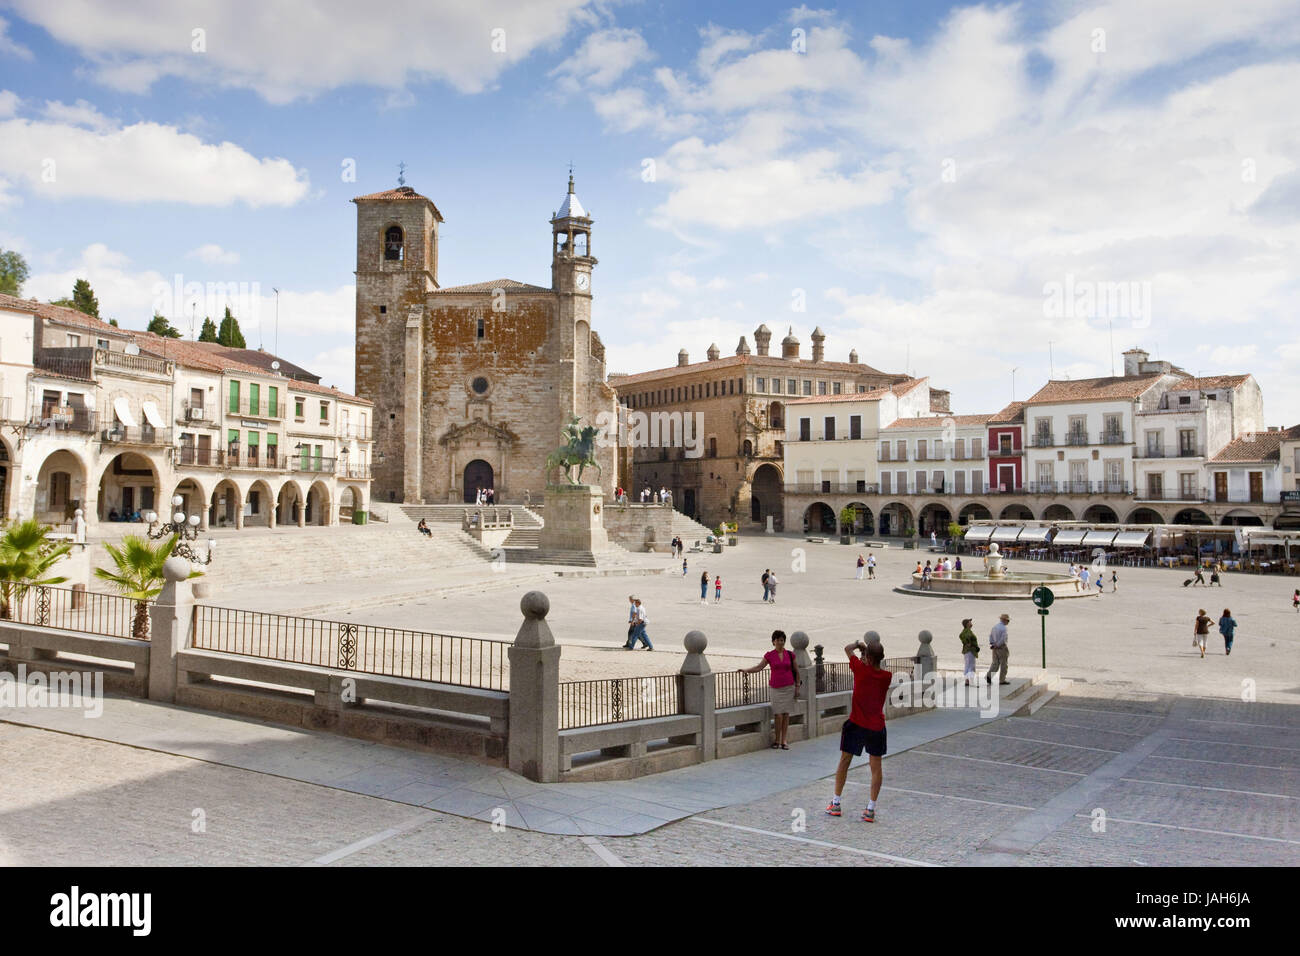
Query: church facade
353 177 617 504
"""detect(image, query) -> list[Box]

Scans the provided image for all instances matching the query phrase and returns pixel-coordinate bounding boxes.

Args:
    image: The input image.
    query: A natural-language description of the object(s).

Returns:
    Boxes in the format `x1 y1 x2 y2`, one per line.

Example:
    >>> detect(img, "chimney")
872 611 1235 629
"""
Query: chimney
754 324 771 356
811 326 825 364
849 348 859 364
736 336 751 356
1122 348 1149 377
781 327 800 360
707 343 720 361
677 349 690 367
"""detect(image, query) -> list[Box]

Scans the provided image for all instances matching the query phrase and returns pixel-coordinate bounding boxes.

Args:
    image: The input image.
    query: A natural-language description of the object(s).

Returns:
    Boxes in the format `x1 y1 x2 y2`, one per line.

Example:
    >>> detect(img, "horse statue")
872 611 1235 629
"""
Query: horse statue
546 415 603 485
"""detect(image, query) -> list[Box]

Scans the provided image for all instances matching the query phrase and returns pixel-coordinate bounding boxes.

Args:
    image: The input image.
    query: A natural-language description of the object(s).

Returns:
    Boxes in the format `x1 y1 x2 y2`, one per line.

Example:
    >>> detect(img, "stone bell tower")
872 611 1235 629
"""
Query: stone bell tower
353 184 443 503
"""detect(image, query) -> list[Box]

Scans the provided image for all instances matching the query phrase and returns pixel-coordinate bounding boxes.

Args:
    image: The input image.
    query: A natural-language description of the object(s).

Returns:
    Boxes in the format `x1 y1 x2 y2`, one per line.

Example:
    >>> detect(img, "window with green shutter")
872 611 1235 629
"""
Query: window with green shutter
248 383 260 416
229 381 239 414
268 386 279 418
267 433 278 468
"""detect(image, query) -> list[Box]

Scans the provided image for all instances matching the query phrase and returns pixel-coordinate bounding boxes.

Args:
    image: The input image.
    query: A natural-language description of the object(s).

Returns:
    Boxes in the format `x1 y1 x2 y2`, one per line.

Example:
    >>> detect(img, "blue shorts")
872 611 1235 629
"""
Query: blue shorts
840 720 887 757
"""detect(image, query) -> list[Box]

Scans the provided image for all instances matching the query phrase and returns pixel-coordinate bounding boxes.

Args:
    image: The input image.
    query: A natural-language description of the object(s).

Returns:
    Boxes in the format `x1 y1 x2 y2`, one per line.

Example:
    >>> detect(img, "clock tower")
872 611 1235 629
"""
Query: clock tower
551 173 595 298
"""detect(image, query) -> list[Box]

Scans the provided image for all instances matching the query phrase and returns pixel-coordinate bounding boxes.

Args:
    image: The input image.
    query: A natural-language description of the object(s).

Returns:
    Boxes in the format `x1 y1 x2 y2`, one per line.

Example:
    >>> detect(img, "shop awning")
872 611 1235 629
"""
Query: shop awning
112 397 137 428
1113 530 1152 548
1053 529 1087 546
991 527 1022 543
1018 526 1053 543
141 401 164 428
964 526 995 543
1083 530 1118 546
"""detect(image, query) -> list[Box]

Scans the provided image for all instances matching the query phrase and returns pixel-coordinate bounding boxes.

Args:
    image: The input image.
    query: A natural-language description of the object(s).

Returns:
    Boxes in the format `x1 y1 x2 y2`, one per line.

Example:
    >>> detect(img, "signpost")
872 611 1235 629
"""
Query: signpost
1032 586 1055 668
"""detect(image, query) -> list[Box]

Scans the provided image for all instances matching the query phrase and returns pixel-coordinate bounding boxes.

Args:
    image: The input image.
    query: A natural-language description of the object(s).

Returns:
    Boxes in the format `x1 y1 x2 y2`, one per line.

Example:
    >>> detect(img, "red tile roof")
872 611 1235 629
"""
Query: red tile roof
352 185 444 220
883 414 993 429
784 388 891 405
0 292 129 337
1209 426 1300 463
989 401 1026 424
1171 374 1252 391
1025 374 1167 405
431 278 552 295
611 353 901 387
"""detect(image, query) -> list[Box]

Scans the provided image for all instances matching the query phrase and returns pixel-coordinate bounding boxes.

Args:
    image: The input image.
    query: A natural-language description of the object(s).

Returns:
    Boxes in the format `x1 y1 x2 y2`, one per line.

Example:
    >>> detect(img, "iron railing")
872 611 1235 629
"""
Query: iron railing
191 605 509 689
1137 487 1208 502
5 585 149 640
714 670 772 708
30 406 96 432
230 398 287 419
558 674 683 729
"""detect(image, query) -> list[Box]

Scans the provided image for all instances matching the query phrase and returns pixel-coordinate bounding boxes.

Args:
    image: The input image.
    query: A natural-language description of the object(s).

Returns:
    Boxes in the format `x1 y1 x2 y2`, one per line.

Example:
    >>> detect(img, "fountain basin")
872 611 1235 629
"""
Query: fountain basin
895 570 1096 599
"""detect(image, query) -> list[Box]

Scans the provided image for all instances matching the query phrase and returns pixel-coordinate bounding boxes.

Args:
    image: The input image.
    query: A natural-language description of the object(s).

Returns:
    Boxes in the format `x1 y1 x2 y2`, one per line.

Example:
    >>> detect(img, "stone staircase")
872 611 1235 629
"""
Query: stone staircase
88 522 497 591
669 510 719 546
998 672 1072 716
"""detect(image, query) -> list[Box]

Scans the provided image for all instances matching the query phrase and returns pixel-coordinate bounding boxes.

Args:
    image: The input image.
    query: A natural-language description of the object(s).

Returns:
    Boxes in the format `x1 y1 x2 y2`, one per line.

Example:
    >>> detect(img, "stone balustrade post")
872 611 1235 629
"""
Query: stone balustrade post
678 630 715 761
916 629 936 680
790 631 817 740
148 556 195 703
508 591 561 782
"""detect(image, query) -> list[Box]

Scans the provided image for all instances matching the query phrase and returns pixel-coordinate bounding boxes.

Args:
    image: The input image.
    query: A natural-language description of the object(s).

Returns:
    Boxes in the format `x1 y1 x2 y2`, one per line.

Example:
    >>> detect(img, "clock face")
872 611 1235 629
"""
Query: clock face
576 273 590 291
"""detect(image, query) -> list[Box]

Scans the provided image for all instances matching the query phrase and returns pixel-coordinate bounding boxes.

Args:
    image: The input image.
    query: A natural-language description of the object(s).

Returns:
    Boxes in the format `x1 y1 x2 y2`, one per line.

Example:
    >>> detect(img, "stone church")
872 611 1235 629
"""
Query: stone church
353 176 618 503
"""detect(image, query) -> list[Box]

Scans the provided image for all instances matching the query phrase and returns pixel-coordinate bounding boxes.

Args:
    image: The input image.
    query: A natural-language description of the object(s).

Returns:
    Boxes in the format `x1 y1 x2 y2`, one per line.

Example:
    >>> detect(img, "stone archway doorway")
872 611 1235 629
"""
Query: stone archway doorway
463 459 494 503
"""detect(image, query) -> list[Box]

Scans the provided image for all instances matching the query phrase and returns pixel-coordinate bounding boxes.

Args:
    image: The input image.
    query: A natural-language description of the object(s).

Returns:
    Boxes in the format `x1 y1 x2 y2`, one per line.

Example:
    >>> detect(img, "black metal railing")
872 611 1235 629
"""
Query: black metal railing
5 585 149 640
1032 433 1054 447
290 456 338 474
229 398 287 419
30 406 96 432
558 674 683 729
714 670 772 708
1137 487 1208 502
1065 432 1090 446
191 606 509 689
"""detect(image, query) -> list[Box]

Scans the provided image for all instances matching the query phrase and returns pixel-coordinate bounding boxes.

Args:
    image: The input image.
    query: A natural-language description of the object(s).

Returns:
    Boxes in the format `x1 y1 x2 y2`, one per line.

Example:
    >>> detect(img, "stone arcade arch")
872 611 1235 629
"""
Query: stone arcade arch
878 501 914 537
1219 508 1264 527
999 504 1034 521
210 479 241 529
1082 504 1119 523
956 502 993 525
803 502 836 534
918 502 952 536
843 502 874 535
306 480 332 526
1126 506 1166 524
171 478 209 529
339 484 367 523
1041 503 1075 522
749 462 782 528
463 459 494 504
245 479 275 528
97 452 163 523
276 480 307 527
33 448 90 525
1173 508 1212 525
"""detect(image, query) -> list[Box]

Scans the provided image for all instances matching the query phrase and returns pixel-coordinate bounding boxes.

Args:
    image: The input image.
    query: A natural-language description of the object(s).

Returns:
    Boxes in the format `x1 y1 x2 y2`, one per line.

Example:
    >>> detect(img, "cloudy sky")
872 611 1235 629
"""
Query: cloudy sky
1 0 1298 419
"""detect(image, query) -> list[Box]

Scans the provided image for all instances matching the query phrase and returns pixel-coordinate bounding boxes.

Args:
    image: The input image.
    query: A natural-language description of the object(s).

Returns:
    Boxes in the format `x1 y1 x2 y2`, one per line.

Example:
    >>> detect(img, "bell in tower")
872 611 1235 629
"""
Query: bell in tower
551 171 596 293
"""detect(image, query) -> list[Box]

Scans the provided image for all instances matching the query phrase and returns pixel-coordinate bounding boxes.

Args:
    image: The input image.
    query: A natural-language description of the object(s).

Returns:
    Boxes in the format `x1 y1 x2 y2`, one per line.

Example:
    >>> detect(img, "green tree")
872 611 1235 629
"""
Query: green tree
0 249 30 296
147 314 182 338
0 519 72 620
109 318 119 327
198 317 219 342
95 534 202 638
71 278 99 317
217 306 246 348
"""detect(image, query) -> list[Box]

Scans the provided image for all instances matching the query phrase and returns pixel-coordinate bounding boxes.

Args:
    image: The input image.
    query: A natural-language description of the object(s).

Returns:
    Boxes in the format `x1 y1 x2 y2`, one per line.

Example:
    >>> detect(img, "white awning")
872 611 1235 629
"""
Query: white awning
1053 529 1087 545
141 401 164 428
1018 526 1053 543
1113 531 1152 548
1241 532 1295 549
991 526 1022 543
112 397 138 428
964 526 995 543
1083 530 1118 546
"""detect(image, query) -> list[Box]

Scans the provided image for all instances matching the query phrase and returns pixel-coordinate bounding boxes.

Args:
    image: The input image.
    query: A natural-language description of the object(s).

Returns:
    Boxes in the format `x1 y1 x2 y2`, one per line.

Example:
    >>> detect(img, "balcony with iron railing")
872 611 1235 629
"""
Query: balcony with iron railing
1136 487 1209 502
98 417 172 446
1134 444 1205 459
290 455 338 474
180 401 216 424
1024 480 1132 495
1100 430 1127 445
1032 433 1054 447
1065 431 1090 446
30 404 97 433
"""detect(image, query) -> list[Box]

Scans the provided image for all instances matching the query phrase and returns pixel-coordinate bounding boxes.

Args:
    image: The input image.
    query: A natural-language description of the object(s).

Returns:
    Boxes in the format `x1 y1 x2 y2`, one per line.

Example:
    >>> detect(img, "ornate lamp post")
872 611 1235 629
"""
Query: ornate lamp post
145 494 216 565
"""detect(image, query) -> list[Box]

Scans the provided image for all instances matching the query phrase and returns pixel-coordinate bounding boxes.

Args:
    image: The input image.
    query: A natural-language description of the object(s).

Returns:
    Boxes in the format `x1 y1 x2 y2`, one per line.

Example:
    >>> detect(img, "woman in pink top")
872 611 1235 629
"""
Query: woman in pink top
738 630 801 749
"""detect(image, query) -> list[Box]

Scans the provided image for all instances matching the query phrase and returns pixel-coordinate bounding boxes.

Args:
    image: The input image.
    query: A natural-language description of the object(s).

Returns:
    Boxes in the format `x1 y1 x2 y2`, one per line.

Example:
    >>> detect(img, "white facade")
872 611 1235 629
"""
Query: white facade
878 419 990 496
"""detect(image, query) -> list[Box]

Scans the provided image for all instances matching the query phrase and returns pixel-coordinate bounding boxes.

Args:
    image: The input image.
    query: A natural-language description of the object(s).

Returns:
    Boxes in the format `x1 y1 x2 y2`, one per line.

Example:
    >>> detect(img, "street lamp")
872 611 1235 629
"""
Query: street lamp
146 494 216 564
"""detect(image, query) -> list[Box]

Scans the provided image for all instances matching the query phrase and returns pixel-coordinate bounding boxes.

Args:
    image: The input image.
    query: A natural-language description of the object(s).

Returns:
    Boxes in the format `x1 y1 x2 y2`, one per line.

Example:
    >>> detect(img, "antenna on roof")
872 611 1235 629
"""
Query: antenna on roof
397 161 406 187
1048 341 1055 379
1108 321 1115 376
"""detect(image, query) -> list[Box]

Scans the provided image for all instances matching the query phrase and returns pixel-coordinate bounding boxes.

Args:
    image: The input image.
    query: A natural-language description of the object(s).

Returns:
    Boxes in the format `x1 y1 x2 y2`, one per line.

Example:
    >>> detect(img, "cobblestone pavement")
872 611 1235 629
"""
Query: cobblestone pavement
5 692 1295 866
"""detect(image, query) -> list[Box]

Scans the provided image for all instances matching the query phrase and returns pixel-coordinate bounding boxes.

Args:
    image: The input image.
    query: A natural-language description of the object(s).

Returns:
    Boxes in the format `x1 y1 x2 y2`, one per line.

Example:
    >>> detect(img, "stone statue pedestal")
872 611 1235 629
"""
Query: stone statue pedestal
538 484 611 552
986 542 1005 578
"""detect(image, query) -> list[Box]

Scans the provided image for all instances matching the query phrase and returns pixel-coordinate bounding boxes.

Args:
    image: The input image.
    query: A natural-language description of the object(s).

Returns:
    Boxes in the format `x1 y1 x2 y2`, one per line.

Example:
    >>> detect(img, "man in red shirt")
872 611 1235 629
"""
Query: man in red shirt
826 637 892 822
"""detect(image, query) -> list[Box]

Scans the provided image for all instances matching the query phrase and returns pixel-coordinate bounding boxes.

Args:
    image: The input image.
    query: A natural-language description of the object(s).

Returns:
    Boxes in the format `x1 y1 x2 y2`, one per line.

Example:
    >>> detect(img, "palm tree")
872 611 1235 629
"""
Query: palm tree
94 534 201 638
0 519 72 620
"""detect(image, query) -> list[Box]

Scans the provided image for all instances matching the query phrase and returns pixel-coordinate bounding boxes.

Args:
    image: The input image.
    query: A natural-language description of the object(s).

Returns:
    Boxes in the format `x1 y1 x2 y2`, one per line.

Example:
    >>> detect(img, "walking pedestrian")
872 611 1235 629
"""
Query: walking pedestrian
766 571 778 604
714 575 722 603
959 618 979 685
954 556 962 572
1218 608 1237 656
1111 569 1118 592
1293 588 1299 612
985 613 1010 685
738 631 801 750
700 571 709 605
1193 565 1206 587
682 557 688 576
856 554 865 580
1079 566 1091 591
867 553 876 579
761 568 771 602
1193 608 1211 658
623 594 638 649
1210 565 1222 587
629 598 652 650
826 637 891 822
1069 564 1080 592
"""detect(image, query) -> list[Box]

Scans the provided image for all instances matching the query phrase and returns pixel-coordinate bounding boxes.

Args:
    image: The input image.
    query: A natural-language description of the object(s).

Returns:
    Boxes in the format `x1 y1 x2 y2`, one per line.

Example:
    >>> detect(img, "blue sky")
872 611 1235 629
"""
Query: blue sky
1 0 1298 420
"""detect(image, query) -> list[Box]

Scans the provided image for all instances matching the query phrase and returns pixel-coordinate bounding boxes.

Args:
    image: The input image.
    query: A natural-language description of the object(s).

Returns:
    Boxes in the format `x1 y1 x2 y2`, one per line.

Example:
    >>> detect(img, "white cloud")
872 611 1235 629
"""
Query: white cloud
0 16 31 59
188 243 240 265
0 106 309 206
6 0 595 103
552 27 652 93
0 91 19 118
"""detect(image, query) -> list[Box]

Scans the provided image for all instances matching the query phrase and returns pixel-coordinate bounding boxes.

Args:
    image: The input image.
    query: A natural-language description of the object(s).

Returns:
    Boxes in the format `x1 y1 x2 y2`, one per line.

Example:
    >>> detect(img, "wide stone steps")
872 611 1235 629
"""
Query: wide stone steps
398 504 543 528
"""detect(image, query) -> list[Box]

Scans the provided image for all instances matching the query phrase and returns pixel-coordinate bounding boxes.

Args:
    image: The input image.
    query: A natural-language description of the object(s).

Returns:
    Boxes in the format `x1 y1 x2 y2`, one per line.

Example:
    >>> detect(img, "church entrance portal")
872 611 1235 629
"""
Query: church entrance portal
463 460 494 503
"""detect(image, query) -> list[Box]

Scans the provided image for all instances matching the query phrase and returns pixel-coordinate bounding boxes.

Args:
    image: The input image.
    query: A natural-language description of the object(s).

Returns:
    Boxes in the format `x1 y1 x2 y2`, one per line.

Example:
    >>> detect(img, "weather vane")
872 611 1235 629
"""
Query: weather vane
398 161 406 187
